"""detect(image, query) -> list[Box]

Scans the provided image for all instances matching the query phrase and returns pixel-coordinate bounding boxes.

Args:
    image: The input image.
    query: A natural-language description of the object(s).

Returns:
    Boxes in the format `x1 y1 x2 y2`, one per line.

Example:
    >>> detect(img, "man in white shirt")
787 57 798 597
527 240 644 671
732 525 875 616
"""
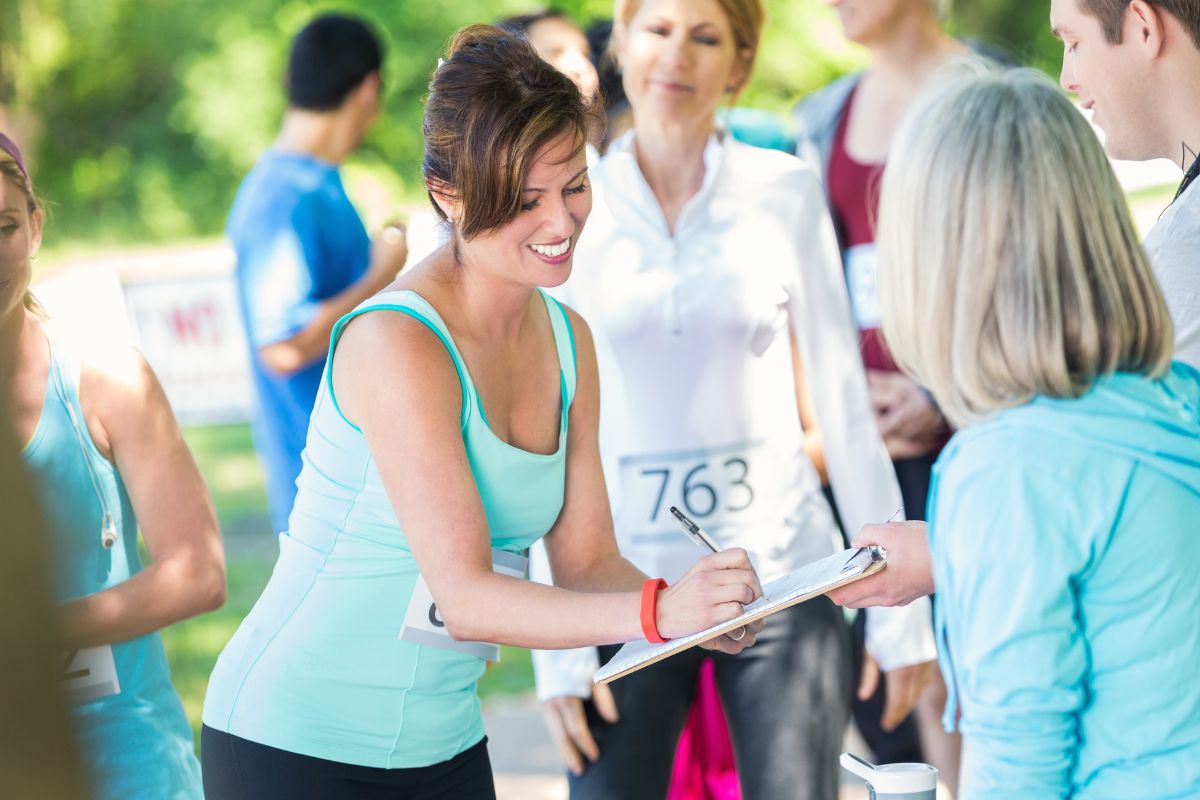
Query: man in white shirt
1053 0 1199 365
829 0 1200 610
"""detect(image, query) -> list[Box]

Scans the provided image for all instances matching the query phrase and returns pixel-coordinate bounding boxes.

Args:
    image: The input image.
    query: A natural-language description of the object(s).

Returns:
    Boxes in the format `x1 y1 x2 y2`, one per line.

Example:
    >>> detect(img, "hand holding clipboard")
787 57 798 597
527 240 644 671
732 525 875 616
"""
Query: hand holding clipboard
596 538 888 684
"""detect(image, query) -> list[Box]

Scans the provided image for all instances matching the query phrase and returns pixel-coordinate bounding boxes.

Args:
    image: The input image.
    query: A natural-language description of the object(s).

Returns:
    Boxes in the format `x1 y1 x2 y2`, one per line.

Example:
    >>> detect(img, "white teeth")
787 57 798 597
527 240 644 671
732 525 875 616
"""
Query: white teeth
530 238 571 257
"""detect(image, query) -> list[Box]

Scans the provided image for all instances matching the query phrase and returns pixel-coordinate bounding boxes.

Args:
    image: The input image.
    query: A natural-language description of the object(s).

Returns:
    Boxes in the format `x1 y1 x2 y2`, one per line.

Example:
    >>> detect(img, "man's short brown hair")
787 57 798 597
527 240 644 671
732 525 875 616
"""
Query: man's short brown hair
1082 0 1200 48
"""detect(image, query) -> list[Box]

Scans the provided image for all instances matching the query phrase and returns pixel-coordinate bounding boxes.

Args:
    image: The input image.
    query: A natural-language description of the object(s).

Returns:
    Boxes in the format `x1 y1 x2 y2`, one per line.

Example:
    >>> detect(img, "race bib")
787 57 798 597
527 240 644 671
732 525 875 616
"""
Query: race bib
398 549 528 661
616 439 783 552
61 646 121 704
845 243 882 330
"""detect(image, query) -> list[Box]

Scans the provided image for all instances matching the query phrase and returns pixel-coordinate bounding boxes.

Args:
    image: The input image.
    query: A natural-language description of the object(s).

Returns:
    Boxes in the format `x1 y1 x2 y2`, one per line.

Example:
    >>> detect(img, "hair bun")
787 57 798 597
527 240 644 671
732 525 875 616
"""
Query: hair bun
446 23 509 59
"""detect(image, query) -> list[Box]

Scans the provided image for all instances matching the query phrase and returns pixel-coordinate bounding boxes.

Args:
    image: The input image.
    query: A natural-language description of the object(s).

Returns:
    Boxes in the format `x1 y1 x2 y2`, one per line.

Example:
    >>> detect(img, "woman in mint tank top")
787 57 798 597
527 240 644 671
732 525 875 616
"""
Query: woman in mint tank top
202 25 765 799
0 135 225 799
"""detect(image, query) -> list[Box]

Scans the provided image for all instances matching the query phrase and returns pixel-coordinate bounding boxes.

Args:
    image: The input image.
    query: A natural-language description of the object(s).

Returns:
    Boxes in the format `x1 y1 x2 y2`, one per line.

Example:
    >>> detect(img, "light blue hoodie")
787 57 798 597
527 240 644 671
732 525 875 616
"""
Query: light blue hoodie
928 362 1200 799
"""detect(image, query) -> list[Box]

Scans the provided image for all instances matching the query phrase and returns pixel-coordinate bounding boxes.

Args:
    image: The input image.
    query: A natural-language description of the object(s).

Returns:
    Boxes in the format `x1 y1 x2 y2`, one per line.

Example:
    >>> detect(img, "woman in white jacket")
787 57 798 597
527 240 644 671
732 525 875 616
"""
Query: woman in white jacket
531 1 935 798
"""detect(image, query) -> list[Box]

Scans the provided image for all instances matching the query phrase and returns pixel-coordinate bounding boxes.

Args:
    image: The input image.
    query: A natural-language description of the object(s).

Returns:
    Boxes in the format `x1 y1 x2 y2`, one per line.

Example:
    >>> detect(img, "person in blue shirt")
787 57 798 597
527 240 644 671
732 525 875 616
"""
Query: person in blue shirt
228 13 409 534
868 68 1200 798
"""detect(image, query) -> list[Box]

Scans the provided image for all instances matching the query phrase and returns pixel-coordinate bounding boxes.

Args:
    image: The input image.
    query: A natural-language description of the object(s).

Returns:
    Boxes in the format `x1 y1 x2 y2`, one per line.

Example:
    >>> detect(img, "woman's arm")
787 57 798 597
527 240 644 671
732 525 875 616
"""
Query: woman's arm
783 166 935 723
333 307 762 651
57 348 226 648
789 327 828 484
934 456 1091 797
538 307 644 594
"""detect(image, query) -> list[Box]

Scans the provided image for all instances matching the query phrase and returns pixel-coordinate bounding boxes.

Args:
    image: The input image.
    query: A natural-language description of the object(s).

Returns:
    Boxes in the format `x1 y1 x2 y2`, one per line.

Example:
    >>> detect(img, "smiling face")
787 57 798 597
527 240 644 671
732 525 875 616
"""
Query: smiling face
1051 0 1156 160
0 175 42 319
458 132 591 289
527 17 601 104
616 0 749 129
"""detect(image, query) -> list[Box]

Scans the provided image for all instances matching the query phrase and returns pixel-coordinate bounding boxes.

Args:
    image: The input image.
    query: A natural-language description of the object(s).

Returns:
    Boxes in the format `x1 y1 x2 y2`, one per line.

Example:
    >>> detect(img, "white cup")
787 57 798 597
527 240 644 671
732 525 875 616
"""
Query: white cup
840 752 938 800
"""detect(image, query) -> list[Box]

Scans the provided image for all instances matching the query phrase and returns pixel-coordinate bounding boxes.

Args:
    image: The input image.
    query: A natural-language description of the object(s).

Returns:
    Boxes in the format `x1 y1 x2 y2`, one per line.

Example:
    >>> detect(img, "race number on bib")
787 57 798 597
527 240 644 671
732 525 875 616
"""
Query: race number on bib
398 548 528 661
617 440 783 549
61 646 121 704
845 243 882 330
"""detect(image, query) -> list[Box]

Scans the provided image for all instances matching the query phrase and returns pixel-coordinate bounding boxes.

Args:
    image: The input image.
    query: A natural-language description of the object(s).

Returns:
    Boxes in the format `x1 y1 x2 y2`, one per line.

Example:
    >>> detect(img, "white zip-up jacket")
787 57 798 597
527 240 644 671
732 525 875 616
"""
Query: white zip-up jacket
532 132 935 700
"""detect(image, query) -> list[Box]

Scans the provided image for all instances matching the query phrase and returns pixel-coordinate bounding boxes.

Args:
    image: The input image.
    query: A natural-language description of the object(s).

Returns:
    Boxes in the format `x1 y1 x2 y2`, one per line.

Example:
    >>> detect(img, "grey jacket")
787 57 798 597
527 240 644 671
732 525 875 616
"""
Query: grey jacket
790 73 861 201
791 43 1010 202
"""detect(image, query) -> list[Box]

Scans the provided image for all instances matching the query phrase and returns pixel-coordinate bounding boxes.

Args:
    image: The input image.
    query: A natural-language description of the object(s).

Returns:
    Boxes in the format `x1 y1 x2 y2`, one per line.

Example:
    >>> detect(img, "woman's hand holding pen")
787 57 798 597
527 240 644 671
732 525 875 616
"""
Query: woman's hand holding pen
656 548 765 653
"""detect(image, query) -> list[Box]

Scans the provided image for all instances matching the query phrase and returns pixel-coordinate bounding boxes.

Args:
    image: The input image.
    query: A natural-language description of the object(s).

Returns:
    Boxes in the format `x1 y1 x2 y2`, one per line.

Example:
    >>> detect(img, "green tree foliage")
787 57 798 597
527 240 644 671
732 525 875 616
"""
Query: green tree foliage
952 0 1062 75
0 0 1059 247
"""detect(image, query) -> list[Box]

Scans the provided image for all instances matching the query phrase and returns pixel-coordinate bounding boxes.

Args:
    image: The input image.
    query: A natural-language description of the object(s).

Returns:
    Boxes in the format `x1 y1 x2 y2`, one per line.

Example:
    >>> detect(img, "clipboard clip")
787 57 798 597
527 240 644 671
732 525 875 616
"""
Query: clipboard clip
841 545 886 572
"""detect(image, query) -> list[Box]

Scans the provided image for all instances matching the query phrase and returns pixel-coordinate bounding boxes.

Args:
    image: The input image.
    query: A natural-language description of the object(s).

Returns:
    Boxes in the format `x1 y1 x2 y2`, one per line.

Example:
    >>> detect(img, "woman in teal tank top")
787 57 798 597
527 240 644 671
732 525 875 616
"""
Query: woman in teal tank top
202 25 765 799
1 136 226 799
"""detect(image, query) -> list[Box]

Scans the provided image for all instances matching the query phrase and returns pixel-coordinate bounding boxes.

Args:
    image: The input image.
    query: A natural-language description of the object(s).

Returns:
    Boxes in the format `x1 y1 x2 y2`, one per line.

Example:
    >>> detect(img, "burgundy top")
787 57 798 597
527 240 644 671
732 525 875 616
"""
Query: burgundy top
827 86 950 455
826 84 897 373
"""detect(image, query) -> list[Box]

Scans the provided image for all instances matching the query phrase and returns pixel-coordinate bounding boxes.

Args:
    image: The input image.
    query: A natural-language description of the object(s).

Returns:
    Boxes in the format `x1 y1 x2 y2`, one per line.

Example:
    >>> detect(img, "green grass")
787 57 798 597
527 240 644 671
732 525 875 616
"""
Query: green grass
161 555 277 733
182 424 272 525
165 423 536 749
1126 181 1178 208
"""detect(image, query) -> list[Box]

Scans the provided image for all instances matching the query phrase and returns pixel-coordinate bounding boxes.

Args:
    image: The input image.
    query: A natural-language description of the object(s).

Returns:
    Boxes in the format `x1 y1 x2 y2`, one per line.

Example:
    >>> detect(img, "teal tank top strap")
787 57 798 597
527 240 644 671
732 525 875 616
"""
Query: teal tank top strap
537 289 577 414
325 291 476 432
41 323 122 508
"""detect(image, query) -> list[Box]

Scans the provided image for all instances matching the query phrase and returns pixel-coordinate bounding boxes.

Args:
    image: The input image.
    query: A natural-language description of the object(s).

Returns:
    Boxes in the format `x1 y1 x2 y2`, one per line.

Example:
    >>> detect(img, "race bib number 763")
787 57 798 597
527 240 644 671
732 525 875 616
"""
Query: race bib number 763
617 439 782 549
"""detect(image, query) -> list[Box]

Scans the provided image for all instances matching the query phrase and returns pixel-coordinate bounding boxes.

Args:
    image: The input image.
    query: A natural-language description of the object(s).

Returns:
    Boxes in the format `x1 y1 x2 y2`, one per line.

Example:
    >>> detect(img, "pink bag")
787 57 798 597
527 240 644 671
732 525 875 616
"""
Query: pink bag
667 659 742 800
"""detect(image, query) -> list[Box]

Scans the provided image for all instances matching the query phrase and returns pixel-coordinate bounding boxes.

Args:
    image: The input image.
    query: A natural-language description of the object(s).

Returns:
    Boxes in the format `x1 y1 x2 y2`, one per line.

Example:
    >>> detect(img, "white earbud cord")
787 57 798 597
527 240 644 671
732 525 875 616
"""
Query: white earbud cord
45 327 118 550
63 401 118 549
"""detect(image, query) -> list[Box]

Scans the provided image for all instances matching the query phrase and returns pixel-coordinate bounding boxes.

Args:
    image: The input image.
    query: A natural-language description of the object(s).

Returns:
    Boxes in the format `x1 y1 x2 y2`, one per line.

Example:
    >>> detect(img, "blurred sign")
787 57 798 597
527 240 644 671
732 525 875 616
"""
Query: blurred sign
33 265 134 349
123 275 253 425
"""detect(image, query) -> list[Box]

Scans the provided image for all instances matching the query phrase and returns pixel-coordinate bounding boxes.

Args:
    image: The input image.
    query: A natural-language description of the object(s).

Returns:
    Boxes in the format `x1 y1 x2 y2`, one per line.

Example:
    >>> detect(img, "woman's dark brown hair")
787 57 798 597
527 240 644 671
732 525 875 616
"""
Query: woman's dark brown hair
423 24 594 241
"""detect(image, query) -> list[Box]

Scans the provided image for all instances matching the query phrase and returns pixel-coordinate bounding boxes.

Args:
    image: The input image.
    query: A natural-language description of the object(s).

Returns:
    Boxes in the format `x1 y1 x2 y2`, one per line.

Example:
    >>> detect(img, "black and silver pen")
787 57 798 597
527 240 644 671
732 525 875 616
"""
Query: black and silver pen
669 506 721 553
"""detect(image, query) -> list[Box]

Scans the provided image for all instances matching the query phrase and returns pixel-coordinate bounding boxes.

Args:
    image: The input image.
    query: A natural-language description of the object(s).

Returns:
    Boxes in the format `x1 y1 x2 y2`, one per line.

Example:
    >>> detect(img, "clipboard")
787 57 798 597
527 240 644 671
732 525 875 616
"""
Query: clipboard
594 546 886 684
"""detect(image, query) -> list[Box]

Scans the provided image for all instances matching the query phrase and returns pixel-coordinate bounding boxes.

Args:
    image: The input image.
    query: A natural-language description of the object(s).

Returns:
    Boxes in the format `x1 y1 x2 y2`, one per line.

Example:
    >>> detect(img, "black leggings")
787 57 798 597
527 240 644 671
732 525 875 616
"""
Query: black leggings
201 726 496 800
568 598 851 800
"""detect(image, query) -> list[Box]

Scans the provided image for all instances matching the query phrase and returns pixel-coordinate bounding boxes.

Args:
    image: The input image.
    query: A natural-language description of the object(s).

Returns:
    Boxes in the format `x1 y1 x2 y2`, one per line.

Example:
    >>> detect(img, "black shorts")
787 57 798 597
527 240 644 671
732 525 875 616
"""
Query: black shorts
201 726 496 799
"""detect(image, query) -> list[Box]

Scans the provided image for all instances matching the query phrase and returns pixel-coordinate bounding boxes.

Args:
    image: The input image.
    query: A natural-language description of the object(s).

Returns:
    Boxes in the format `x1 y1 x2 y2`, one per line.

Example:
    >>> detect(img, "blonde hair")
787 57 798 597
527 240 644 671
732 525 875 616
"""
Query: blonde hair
0 149 46 317
612 0 764 95
877 69 1173 428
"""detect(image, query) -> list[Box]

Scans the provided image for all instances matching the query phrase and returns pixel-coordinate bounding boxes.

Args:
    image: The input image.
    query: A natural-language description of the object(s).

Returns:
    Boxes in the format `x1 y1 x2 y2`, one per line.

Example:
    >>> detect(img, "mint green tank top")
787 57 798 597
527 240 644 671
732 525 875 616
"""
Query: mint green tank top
203 289 577 768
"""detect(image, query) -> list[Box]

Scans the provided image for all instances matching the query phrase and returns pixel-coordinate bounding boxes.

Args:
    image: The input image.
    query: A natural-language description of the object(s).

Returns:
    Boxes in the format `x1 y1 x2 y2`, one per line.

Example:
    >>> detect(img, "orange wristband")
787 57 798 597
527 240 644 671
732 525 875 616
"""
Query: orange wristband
640 578 669 643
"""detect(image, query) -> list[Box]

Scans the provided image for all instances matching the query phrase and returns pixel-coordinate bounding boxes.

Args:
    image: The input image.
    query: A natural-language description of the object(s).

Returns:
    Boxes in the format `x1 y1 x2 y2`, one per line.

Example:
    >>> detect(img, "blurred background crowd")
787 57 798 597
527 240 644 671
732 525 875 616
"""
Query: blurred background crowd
0 2 1189 799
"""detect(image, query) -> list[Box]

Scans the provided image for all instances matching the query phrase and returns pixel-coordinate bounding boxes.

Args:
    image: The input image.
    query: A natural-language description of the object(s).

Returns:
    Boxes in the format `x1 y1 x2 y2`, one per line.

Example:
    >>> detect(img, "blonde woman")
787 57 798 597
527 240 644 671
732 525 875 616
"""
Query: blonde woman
531 1 936 797
875 69 1200 798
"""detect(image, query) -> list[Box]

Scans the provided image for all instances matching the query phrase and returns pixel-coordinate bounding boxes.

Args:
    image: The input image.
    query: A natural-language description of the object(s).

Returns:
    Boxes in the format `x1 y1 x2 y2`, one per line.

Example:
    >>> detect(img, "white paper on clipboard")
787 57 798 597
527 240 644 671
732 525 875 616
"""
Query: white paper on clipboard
594 546 886 684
